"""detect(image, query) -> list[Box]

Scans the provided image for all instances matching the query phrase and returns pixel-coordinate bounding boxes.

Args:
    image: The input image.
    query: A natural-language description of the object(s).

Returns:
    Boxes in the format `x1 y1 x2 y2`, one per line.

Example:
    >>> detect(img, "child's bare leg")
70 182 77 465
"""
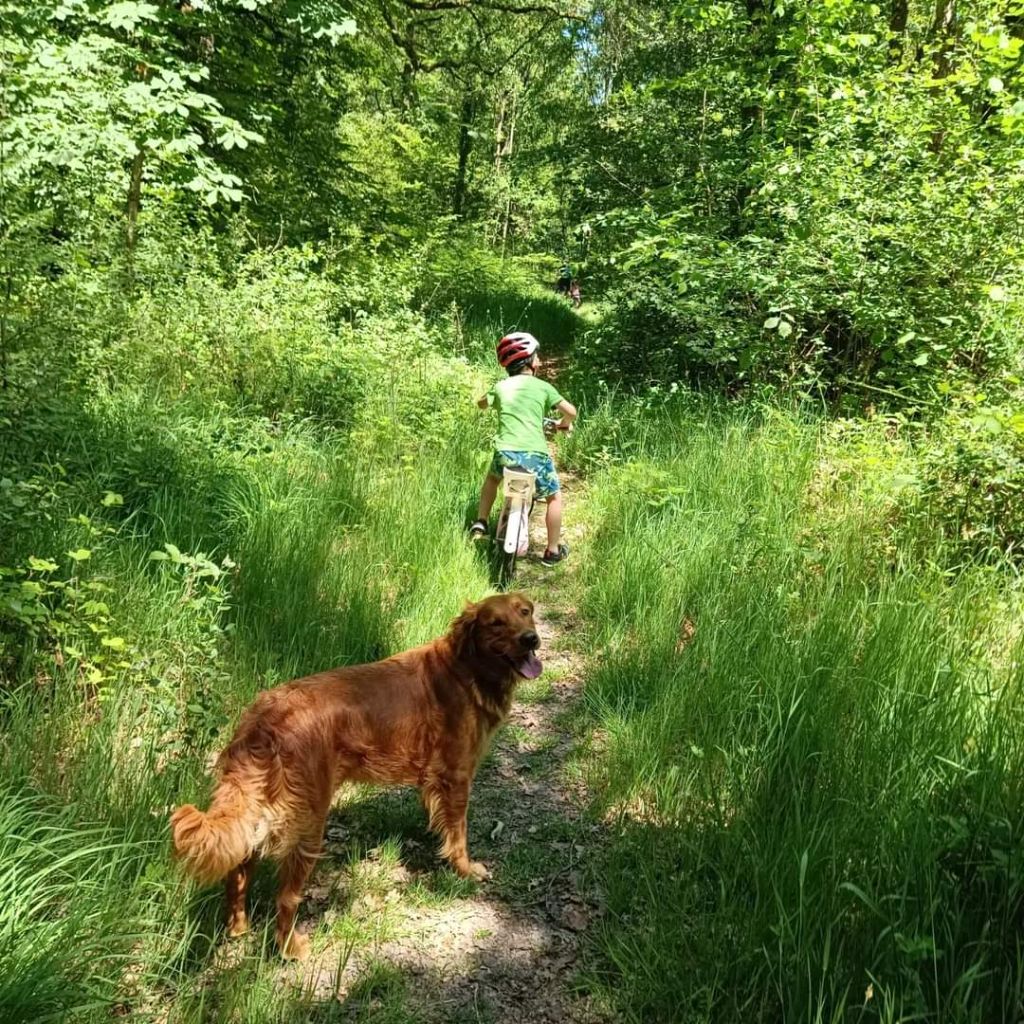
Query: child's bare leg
477 473 500 522
545 491 563 551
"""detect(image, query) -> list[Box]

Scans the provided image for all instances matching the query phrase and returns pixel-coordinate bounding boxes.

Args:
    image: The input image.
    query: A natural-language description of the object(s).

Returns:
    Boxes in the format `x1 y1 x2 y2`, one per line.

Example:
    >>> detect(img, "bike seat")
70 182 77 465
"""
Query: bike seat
502 467 536 498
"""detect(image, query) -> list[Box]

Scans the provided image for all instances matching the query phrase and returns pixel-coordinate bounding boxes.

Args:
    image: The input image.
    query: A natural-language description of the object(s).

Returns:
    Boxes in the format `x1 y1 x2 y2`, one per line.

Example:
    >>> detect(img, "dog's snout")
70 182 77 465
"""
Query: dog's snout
521 630 540 650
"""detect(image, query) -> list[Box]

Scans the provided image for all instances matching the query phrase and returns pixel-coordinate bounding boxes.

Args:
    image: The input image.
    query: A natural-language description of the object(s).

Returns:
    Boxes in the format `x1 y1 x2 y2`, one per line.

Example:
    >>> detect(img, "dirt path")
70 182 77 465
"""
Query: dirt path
265 474 606 1023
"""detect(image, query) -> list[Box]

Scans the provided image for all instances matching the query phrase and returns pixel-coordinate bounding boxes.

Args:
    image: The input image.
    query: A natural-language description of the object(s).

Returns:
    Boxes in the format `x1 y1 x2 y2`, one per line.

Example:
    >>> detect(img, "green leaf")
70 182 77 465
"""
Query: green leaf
777 320 793 338
67 548 91 562
313 18 358 44
763 316 780 330
912 352 929 366
28 557 59 572
971 412 1003 433
101 491 124 507
101 2 159 32
101 636 127 650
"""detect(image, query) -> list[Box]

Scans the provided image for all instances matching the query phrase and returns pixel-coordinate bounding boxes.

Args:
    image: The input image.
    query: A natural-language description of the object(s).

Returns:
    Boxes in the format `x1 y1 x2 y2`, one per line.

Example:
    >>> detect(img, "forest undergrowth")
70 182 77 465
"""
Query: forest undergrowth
5 1 1024 1020
564 403 1024 1023
1 254 1022 1022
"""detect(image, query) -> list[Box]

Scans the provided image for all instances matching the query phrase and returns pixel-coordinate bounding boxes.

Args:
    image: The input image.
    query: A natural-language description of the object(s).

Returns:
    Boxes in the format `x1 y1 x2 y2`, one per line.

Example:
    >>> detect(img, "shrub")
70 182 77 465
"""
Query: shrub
913 402 1024 564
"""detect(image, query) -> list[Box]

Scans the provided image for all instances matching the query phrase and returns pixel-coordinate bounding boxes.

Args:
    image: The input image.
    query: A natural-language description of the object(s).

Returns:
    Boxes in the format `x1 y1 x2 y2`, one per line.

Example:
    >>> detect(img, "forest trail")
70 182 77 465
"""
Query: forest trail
268 467 607 1022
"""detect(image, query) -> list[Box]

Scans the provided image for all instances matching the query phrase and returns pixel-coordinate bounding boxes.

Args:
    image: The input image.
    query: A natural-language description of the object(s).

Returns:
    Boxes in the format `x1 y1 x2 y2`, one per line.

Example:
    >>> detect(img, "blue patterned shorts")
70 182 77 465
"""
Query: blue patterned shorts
489 450 560 499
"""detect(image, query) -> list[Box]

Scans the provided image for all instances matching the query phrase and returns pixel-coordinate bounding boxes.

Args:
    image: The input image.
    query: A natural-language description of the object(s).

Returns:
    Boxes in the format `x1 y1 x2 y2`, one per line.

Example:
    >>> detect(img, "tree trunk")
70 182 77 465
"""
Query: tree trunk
888 0 908 64
741 0 766 129
735 0 768 224
503 89 519 163
125 147 144 252
453 92 476 217
929 0 957 152
0 263 9 390
500 196 513 258
494 92 508 174
931 0 956 78
494 84 520 172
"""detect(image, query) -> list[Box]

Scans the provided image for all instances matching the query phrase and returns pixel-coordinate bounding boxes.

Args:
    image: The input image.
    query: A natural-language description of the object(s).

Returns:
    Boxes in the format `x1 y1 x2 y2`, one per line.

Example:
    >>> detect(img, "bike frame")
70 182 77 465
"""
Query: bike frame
495 466 536 581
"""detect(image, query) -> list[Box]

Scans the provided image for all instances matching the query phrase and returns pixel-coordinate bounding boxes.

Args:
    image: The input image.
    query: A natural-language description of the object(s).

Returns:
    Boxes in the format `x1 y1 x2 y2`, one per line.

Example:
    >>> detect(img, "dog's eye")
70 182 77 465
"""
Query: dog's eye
519 606 530 617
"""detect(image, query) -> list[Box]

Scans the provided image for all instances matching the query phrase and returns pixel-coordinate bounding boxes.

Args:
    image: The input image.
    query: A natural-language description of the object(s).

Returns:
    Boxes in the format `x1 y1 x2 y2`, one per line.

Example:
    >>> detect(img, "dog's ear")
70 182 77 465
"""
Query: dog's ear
448 601 480 658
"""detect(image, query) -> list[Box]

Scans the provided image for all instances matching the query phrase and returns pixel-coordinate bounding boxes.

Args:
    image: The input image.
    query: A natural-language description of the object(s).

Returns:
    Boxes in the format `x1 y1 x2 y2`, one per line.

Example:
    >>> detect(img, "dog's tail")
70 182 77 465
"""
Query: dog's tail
170 778 262 885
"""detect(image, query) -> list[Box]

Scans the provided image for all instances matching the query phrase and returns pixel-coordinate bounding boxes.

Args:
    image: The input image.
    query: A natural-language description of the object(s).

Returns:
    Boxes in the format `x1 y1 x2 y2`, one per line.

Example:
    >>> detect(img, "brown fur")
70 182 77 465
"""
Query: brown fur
170 592 539 960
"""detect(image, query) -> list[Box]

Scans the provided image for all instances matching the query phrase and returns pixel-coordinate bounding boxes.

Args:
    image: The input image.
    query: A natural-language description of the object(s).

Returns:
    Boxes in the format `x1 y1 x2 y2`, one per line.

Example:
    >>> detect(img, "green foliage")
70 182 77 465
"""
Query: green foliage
0 0 262 209
914 398 1024 561
1 0 1023 1019
0 784 155 1023
569 0 1024 401
416 236 587 357
572 400 1024 1021
0 247 496 1019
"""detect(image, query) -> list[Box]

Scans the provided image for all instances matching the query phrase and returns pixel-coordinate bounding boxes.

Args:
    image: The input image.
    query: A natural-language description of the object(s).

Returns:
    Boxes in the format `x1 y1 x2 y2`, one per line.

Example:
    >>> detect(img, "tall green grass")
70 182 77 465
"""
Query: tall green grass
571 401 1024 1022
0 784 150 1023
1 251 583 1020
0 367 493 1019
413 238 586 356
6 260 1023 1023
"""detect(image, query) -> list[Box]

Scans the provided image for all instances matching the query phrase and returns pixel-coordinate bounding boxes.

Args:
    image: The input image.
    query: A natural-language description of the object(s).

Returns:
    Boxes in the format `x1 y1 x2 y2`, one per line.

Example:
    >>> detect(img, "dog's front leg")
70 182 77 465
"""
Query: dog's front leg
423 774 490 882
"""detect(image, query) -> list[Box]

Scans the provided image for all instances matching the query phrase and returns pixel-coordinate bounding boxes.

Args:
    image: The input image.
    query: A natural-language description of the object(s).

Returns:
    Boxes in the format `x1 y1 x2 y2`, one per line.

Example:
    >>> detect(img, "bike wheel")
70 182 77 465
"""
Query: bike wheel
504 544 519 585
496 495 526 587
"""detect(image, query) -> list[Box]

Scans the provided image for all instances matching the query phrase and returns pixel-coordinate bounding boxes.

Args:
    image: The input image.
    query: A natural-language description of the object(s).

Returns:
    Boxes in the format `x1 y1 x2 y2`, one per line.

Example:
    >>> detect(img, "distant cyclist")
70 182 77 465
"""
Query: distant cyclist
470 332 577 567
556 264 572 296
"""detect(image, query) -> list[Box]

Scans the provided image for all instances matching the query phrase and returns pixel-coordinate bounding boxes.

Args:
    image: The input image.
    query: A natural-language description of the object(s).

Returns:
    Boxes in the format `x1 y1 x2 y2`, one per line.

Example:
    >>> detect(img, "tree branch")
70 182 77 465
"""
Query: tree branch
399 0 584 20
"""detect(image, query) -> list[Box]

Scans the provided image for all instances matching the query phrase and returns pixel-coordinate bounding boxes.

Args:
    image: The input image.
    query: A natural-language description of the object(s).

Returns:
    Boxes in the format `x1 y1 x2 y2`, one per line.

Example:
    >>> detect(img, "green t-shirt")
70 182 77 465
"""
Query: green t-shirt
486 374 564 454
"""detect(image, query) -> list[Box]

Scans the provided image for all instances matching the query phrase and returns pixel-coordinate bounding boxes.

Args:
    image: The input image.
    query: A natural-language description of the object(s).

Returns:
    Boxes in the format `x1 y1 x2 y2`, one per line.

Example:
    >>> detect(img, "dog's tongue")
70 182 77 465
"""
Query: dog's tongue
515 652 543 679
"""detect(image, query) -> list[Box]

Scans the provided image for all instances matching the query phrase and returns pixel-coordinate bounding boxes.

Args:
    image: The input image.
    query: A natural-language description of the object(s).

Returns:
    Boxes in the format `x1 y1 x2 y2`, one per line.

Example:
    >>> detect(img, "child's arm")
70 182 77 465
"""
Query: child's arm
477 384 496 410
554 398 577 430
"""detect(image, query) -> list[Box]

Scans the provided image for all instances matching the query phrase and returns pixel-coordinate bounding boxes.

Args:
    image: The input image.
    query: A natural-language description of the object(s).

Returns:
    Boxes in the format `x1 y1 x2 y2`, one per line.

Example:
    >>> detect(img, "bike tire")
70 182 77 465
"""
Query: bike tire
496 494 526 587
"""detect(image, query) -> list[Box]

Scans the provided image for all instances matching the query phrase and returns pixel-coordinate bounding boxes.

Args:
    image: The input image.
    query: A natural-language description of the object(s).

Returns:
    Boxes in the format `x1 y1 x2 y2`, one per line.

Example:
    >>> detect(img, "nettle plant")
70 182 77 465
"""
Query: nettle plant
0 498 127 696
0 474 236 721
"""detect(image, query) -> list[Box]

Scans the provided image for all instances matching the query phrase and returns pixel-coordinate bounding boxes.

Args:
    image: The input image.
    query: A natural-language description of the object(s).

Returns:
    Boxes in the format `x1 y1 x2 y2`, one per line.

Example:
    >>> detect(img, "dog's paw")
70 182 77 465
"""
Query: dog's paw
278 930 310 961
226 913 250 938
467 860 491 882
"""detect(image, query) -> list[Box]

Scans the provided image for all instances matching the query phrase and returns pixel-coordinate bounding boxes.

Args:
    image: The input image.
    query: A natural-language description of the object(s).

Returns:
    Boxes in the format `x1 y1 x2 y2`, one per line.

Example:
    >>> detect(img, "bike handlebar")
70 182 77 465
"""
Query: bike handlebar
543 418 573 436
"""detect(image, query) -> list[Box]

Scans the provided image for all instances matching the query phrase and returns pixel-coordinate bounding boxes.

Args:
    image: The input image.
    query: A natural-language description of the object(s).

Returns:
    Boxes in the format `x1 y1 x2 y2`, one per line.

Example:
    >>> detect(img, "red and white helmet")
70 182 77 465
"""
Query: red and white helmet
496 331 540 369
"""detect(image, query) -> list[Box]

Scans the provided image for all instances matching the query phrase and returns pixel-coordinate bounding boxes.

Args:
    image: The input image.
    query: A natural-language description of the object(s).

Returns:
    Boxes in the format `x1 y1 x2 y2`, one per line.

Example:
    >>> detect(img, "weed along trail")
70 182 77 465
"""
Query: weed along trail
273 470 606 1022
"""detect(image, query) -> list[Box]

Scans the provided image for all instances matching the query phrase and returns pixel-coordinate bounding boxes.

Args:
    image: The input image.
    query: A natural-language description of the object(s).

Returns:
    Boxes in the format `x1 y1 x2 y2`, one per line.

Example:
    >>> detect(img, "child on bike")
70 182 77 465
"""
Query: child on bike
469 332 577 567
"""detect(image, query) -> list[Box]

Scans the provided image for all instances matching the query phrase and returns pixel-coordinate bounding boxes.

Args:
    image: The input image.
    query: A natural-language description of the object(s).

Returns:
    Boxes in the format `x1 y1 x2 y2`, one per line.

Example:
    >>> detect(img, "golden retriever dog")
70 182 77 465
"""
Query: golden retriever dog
170 592 542 959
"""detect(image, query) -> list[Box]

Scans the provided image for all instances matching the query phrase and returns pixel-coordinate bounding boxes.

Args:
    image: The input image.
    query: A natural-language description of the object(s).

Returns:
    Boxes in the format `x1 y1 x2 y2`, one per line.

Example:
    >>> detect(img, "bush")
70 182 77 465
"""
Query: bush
582 215 1023 406
914 402 1024 564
